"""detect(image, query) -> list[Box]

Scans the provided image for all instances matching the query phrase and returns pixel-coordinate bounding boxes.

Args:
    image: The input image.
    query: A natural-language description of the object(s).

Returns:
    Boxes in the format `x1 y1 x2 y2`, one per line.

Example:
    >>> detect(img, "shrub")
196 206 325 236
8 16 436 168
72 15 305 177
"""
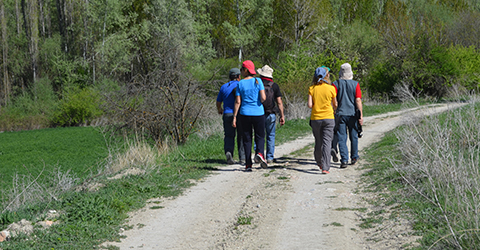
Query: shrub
447 45 480 90
52 87 103 126
274 46 357 98
0 78 58 130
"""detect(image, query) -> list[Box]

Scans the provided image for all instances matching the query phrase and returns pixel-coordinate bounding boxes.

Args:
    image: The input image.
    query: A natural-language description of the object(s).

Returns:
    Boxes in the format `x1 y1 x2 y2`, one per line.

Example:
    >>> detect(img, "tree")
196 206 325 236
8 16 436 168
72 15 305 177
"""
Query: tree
210 0 273 61
0 0 9 106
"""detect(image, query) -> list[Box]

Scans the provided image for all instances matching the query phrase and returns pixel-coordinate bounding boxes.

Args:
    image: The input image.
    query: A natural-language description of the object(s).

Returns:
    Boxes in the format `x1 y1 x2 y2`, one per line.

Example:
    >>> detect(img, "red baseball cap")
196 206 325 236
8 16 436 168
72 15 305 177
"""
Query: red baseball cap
242 60 256 75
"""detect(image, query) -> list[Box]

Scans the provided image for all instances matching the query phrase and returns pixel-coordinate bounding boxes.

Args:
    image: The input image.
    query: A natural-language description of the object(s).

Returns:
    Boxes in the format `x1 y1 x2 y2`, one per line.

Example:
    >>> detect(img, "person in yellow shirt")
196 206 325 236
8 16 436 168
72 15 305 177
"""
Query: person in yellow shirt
308 67 337 174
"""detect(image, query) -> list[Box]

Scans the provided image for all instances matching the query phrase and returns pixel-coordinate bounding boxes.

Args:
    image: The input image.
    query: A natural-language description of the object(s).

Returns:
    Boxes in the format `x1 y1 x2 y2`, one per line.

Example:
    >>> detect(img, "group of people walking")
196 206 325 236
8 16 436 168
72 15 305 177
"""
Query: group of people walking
216 60 284 171
216 60 362 174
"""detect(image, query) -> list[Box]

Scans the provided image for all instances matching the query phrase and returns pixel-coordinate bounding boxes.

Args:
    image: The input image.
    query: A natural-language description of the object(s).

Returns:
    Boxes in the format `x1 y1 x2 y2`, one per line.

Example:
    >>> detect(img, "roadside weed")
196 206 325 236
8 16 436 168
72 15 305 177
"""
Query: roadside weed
236 216 253 226
361 101 480 249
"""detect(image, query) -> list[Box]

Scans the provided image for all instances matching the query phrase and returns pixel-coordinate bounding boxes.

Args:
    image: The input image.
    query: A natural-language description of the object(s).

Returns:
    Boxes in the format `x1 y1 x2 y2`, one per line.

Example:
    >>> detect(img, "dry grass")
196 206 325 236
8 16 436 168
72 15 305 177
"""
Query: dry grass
391 95 480 248
105 136 159 175
2 166 79 213
195 100 223 140
283 94 310 121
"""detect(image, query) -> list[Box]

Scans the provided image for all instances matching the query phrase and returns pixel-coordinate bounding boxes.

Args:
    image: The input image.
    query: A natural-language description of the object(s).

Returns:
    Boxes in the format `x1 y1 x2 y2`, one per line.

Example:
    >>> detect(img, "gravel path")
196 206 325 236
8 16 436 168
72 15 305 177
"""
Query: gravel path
103 102 466 250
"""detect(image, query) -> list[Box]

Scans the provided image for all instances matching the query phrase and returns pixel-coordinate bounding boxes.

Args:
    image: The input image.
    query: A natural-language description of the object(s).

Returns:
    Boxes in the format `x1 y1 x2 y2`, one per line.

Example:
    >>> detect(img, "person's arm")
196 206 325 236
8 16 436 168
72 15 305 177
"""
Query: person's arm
332 97 338 112
307 94 313 109
216 101 223 115
276 97 285 126
232 95 241 128
355 83 363 125
355 97 363 125
259 89 266 103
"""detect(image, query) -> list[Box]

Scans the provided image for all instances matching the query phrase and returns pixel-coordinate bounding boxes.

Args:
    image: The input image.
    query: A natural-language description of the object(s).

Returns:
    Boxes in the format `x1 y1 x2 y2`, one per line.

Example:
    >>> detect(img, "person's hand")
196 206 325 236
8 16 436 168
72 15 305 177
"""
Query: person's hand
217 108 223 115
232 116 237 128
359 117 363 126
279 116 285 126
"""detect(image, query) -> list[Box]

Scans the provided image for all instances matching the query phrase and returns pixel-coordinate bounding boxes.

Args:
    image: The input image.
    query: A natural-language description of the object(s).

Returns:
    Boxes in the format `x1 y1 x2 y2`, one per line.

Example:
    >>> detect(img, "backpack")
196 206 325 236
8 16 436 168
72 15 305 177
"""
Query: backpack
262 79 276 114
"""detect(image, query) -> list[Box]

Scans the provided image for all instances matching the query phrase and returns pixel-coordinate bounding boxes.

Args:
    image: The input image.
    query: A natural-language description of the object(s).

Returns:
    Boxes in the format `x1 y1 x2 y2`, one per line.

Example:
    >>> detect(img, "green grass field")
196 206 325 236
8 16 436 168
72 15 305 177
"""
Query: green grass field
0 127 109 189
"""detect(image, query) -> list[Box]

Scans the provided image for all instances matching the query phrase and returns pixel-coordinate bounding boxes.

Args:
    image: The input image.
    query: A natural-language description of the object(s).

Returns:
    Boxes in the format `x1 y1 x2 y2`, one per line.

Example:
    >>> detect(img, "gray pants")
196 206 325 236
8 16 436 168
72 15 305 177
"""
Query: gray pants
310 119 335 171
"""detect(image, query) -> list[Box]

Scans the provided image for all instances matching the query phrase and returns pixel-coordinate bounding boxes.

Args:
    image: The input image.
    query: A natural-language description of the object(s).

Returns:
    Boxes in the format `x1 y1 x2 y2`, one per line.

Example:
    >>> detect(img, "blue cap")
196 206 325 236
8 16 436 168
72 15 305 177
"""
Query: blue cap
314 67 327 82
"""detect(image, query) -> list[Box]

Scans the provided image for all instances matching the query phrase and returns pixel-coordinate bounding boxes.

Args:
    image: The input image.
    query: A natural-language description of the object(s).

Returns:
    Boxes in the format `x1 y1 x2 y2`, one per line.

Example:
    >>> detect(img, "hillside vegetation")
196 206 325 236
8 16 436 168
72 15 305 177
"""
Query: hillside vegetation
0 0 479 144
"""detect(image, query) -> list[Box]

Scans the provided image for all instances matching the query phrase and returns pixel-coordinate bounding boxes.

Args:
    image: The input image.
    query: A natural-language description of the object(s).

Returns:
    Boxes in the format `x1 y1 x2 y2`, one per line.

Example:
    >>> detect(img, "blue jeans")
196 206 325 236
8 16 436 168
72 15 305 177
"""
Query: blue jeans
265 113 276 161
223 113 245 161
337 115 359 163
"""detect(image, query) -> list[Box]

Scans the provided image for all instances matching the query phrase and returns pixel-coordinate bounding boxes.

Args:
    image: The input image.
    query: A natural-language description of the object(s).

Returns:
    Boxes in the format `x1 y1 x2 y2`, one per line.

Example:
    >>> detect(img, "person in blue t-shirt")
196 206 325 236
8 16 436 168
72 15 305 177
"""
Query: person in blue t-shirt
232 60 268 171
216 68 246 165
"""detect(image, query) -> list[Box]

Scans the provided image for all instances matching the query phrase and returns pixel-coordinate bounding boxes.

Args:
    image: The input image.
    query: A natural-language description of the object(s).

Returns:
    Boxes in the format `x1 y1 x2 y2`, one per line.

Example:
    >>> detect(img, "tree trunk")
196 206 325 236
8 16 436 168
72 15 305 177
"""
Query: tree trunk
1 0 9 106
28 0 39 84
15 0 21 34
39 0 45 37
55 0 67 52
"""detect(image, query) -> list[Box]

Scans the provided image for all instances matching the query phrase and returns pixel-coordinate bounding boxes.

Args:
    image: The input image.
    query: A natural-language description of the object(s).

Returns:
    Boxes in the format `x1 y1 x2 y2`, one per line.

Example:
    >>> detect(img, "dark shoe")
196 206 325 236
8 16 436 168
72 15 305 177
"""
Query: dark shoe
318 165 323 171
226 152 234 165
331 149 339 163
239 159 245 165
245 165 252 172
351 158 358 165
340 161 348 168
255 153 268 169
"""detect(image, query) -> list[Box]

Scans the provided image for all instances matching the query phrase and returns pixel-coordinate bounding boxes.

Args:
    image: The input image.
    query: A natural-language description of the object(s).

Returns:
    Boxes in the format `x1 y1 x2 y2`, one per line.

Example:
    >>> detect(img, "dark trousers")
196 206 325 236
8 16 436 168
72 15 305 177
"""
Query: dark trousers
223 113 245 161
238 114 265 166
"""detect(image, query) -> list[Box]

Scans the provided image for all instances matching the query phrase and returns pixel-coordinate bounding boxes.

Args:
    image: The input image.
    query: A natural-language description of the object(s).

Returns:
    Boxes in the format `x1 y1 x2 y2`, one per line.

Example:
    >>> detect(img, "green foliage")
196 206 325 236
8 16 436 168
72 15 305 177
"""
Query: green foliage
9 78 58 117
210 0 273 58
447 45 480 89
0 78 58 130
339 0 384 25
52 87 103 126
190 57 240 91
2 0 480 132
364 60 399 96
275 46 357 97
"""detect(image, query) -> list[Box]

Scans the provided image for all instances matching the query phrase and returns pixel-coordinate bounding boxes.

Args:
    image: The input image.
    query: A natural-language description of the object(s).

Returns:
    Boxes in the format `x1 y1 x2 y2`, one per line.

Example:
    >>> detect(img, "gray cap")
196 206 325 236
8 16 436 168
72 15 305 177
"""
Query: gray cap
229 68 241 77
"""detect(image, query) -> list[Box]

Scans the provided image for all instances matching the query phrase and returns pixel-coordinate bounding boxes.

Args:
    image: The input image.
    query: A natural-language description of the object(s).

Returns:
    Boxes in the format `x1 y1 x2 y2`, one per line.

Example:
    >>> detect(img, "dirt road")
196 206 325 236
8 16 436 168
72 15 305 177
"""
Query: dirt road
103 103 466 250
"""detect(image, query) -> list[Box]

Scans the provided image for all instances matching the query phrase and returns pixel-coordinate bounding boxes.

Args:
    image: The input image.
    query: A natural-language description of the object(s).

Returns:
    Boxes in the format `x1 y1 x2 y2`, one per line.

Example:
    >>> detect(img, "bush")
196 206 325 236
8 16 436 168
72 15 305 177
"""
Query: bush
0 78 58 131
364 60 400 96
274 46 357 98
447 45 480 90
52 87 103 126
